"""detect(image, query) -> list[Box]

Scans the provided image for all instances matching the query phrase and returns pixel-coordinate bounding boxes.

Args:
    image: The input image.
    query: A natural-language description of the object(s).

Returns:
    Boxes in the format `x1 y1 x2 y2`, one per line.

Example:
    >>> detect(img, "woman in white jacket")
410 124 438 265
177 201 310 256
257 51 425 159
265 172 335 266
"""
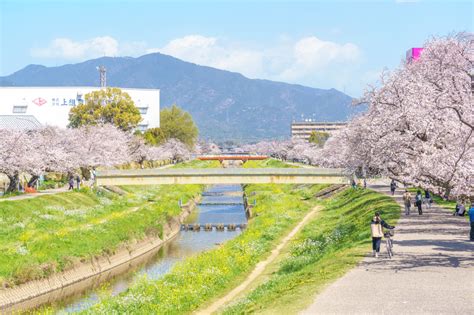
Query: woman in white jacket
370 212 395 257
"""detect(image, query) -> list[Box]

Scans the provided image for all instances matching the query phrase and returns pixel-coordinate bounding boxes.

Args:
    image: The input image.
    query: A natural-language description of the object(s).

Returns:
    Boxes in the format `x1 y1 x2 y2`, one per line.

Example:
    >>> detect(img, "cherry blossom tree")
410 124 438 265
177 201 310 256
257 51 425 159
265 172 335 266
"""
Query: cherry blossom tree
0 124 198 192
319 33 473 198
0 129 37 192
241 139 320 165
128 135 152 167
160 139 192 163
194 140 221 155
25 127 80 186
72 124 132 169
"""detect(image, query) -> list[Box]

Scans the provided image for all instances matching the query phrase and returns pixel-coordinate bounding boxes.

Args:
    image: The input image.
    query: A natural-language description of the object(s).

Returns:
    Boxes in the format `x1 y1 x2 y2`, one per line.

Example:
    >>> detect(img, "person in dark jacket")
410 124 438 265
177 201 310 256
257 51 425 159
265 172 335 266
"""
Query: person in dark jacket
68 175 74 190
390 180 397 195
415 190 423 215
370 212 395 257
424 190 432 208
75 174 81 190
351 178 357 189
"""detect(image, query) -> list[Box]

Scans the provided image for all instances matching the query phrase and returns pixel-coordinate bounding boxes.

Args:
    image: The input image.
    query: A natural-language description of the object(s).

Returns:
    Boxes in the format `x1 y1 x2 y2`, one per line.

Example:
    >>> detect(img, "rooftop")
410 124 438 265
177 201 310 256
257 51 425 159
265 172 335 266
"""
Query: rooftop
0 115 42 130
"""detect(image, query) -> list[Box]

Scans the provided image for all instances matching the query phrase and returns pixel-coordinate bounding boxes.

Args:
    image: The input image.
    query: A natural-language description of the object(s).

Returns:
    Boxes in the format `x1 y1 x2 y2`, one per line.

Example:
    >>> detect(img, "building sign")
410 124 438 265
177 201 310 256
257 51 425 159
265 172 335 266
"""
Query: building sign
32 96 82 107
32 97 47 106
51 98 77 106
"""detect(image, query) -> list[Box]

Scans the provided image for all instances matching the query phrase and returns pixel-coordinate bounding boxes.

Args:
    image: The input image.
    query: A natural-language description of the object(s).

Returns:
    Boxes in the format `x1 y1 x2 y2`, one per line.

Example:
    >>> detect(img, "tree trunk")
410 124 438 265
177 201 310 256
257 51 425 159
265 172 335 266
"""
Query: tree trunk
80 167 91 180
28 175 39 188
7 173 20 193
443 186 452 201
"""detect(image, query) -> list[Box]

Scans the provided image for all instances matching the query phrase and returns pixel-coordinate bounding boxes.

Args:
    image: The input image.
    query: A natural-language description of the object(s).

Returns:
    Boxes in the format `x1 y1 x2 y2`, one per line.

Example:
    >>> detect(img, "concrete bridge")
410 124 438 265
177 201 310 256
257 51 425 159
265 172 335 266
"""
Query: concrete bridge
95 168 350 186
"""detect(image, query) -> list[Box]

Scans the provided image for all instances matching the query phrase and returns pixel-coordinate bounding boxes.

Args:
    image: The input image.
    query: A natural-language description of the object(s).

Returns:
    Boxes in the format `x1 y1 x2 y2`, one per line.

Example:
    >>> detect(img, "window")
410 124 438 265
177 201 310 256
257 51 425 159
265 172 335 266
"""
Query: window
12 105 28 113
76 93 84 105
138 107 148 115
137 124 149 132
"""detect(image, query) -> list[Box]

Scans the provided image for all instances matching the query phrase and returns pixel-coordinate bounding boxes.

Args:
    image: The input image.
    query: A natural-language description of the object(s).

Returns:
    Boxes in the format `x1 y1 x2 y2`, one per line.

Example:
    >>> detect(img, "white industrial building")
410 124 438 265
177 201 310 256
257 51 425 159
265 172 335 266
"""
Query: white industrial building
0 87 160 131
291 121 347 140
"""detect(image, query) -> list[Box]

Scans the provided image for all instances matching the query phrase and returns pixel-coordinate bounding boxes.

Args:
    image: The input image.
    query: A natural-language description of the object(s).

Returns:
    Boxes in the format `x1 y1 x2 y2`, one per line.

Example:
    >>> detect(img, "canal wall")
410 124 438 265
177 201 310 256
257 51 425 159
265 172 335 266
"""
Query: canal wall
0 196 200 313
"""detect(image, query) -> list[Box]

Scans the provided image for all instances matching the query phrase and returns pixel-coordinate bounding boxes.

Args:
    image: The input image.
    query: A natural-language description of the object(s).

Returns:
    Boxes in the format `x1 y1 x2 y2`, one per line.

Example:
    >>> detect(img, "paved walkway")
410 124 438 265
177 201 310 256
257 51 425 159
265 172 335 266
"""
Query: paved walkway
0 186 69 202
303 185 474 315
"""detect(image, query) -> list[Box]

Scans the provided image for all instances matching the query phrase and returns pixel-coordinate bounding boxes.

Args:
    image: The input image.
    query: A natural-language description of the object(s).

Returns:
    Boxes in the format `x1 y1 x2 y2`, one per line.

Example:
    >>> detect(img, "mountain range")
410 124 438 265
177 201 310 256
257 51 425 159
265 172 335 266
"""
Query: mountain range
0 53 355 141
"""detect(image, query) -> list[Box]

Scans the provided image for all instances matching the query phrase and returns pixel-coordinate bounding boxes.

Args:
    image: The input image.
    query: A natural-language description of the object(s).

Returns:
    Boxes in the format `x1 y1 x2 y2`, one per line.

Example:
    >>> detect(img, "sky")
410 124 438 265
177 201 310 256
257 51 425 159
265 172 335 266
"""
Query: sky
0 0 472 97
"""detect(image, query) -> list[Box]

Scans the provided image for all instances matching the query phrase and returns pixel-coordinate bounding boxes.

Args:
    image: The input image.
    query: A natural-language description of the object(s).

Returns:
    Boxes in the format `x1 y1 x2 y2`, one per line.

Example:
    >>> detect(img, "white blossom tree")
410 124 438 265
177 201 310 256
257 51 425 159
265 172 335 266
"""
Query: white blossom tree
194 140 221 155
160 139 191 163
318 33 473 198
0 129 37 192
72 124 132 169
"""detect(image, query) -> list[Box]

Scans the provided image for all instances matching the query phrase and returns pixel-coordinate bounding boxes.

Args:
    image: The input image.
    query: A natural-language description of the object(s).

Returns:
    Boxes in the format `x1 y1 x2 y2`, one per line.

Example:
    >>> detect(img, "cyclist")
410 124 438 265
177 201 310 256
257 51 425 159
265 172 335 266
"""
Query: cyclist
370 211 395 258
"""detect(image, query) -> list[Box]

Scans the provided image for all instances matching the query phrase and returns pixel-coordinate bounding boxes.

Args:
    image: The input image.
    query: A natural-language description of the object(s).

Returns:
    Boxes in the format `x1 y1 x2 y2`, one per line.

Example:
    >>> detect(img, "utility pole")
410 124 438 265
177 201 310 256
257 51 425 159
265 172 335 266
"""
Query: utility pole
96 66 107 88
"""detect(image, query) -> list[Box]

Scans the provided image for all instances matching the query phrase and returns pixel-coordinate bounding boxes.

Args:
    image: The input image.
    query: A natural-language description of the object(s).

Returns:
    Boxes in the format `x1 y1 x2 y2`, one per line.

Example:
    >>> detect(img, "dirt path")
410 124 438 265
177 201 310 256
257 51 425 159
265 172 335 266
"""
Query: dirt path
302 185 474 315
196 205 321 315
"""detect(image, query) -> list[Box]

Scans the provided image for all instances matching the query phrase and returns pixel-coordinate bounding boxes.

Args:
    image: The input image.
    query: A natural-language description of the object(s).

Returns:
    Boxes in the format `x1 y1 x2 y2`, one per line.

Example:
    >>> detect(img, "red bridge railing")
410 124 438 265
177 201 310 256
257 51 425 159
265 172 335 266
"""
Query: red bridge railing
198 155 268 161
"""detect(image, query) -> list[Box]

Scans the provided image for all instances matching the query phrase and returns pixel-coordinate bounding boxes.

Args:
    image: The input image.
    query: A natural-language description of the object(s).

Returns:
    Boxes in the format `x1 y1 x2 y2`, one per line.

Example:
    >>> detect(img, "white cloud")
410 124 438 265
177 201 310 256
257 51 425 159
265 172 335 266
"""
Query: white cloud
148 35 264 77
31 36 140 60
148 34 362 93
277 36 361 81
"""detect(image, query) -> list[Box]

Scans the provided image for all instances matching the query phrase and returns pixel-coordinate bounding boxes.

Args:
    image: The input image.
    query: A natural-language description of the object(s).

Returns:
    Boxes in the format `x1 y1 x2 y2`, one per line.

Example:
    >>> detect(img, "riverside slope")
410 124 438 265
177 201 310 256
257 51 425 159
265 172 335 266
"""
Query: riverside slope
0 198 199 313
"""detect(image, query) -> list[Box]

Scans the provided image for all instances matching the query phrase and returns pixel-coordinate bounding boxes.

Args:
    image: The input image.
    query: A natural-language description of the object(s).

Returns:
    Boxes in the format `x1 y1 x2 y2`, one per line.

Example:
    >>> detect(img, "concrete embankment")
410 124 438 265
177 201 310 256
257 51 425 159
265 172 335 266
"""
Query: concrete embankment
0 197 199 313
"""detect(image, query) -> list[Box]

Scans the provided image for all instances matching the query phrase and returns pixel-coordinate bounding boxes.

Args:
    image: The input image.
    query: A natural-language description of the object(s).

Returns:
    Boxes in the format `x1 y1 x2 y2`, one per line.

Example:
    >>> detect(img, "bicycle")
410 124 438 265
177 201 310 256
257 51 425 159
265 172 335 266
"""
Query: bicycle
384 229 395 259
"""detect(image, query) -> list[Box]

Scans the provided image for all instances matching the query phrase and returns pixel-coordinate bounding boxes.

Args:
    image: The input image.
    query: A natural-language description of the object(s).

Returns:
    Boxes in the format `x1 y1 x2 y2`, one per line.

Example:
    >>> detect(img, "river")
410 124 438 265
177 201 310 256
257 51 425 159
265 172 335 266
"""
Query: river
47 184 247 313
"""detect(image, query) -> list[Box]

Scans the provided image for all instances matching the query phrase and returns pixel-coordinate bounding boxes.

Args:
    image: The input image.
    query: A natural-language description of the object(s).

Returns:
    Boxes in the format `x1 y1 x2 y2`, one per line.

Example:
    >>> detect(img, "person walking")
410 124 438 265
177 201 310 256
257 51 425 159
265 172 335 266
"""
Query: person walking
403 190 412 215
424 190 432 208
68 175 74 190
363 178 367 189
390 179 397 195
469 202 474 241
75 174 81 190
415 190 423 215
370 212 395 258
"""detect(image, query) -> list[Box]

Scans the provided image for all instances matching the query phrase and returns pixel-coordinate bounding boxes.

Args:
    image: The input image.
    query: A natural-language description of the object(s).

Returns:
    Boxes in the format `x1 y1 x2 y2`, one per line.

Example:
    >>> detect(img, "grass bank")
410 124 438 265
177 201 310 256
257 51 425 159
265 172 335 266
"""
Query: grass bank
243 159 297 169
0 160 219 288
220 188 400 314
